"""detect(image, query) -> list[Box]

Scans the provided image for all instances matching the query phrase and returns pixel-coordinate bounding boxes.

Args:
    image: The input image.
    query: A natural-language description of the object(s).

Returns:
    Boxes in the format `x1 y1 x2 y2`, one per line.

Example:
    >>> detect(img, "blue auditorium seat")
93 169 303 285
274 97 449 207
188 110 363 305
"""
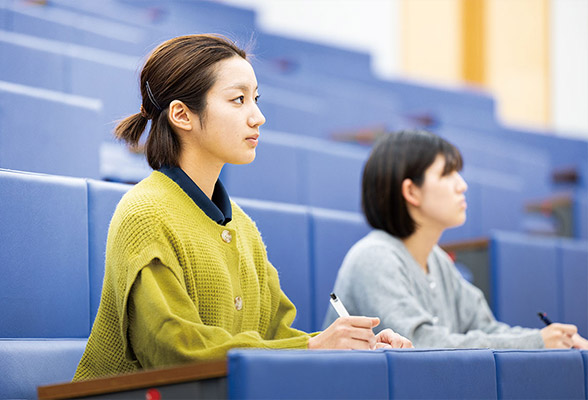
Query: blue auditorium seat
490 231 559 328
0 339 87 400
0 169 90 338
305 142 368 212
222 130 368 213
0 82 103 179
494 349 586 400
375 79 498 131
255 32 373 80
386 349 497 399
582 351 588 398
0 36 67 91
574 189 588 239
0 0 156 55
311 207 370 331
558 239 588 337
222 134 304 205
228 349 389 399
0 30 141 141
235 198 312 332
87 179 132 324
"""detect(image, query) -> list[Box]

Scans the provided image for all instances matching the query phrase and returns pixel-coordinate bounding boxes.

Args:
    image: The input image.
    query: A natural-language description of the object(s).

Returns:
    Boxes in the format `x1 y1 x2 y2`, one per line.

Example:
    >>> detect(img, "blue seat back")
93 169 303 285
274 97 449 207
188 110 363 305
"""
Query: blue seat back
490 231 559 328
0 170 90 337
558 239 588 337
223 131 368 213
222 137 304 205
311 208 370 331
386 349 497 399
228 349 389 399
87 179 132 324
494 350 586 400
305 144 367 212
236 198 312 332
0 339 87 400
0 83 102 179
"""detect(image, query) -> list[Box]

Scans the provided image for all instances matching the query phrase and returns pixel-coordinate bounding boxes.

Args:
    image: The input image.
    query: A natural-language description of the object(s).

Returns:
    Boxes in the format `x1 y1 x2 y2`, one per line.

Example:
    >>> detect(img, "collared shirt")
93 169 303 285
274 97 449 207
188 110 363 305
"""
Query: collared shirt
158 166 232 226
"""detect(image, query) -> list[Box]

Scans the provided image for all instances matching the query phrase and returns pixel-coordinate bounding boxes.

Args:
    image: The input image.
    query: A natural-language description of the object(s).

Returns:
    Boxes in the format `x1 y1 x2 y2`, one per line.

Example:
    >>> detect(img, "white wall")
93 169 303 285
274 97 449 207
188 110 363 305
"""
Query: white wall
220 0 401 79
550 0 588 137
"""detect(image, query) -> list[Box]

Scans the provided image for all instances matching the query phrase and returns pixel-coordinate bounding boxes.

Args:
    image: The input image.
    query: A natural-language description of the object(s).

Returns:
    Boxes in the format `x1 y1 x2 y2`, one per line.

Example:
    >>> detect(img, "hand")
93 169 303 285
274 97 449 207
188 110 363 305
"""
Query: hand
308 316 379 350
374 328 413 349
571 333 588 349
540 323 577 348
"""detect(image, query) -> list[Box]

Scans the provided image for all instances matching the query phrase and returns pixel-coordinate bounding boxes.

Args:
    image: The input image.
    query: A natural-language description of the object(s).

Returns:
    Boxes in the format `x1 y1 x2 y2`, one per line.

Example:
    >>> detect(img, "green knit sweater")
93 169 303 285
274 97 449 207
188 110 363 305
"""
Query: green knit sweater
73 171 310 381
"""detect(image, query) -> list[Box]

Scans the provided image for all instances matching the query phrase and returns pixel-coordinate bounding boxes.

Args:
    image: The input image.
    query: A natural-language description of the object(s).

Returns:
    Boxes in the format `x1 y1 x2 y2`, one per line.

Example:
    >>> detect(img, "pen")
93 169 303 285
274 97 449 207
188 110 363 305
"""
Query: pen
330 292 350 317
537 311 552 326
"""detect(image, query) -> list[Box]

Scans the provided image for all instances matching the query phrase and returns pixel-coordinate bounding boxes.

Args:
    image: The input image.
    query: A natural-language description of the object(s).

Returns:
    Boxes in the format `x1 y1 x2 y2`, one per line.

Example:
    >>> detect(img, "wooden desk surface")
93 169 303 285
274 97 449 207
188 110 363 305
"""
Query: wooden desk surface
38 359 227 400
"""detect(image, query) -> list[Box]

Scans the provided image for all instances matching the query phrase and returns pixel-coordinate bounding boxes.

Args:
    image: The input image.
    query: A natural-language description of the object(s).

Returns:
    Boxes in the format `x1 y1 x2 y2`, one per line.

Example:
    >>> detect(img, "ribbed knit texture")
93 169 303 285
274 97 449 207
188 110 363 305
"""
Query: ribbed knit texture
73 171 309 381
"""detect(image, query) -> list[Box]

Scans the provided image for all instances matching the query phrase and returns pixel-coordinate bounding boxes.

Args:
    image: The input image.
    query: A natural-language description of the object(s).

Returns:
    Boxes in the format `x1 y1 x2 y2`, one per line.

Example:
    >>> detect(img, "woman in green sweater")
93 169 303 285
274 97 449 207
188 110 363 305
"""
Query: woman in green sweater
74 34 411 381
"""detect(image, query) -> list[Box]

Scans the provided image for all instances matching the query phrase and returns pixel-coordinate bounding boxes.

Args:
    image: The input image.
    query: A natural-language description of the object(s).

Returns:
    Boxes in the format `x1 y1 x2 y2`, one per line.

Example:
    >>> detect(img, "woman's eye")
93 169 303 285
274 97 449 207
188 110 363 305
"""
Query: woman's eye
254 95 260 103
233 95 244 104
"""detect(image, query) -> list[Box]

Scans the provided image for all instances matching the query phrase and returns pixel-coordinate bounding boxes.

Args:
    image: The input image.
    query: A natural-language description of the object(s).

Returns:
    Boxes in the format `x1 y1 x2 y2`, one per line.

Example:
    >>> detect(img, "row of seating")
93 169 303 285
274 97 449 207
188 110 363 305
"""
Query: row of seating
491 231 588 336
0 168 369 339
0 77 565 244
2 167 586 398
228 348 588 399
4 342 587 399
2 0 587 241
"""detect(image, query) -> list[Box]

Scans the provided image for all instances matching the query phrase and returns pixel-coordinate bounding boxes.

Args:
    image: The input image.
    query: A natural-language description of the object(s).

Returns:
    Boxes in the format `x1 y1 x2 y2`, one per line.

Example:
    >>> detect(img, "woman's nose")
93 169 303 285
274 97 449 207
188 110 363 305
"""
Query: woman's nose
248 104 266 128
456 172 468 193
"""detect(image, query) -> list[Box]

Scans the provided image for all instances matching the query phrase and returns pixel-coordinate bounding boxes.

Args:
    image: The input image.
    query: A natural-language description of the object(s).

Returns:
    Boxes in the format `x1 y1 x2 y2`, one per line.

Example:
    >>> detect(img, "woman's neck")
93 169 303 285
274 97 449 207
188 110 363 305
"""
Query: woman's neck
401 227 443 274
178 151 223 200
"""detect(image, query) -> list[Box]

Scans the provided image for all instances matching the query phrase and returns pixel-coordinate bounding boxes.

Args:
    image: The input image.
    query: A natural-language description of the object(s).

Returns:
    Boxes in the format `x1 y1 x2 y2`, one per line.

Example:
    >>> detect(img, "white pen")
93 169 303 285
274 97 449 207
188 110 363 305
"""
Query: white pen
330 292 350 317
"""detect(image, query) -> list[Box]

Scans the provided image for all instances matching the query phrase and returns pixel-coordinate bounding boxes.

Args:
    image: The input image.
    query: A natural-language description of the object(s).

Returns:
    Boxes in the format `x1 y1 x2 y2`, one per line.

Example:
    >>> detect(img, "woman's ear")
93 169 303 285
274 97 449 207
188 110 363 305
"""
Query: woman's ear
402 178 421 207
168 100 197 132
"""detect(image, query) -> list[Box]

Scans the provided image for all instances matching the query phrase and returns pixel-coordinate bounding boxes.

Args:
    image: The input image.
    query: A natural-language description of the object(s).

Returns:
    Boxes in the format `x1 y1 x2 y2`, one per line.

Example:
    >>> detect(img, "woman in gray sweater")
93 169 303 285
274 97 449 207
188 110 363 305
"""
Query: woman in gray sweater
324 130 588 349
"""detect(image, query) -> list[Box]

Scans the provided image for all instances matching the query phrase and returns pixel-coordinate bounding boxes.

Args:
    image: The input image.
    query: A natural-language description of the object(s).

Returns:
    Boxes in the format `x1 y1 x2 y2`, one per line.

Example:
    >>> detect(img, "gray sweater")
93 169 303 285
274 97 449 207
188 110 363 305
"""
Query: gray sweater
323 230 544 349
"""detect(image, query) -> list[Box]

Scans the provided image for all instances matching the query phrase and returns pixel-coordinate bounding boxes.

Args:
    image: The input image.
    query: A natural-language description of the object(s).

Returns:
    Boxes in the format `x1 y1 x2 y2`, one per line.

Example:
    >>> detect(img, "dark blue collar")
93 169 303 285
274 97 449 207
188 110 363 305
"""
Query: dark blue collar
159 166 232 226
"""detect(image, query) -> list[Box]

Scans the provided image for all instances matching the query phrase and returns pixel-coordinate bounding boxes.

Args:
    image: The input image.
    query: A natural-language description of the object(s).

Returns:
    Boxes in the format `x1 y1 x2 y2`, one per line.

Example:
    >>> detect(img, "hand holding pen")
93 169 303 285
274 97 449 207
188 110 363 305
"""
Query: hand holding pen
307 293 413 350
308 294 381 350
537 311 588 349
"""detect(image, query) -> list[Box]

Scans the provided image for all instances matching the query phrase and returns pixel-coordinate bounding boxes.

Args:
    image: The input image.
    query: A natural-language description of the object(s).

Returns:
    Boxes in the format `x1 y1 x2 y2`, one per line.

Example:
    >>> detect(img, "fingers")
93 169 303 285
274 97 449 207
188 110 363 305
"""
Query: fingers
341 316 380 329
313 317 412 351
555 323 578 336
571 333 588 350
541 323 579 348
376 329 414 349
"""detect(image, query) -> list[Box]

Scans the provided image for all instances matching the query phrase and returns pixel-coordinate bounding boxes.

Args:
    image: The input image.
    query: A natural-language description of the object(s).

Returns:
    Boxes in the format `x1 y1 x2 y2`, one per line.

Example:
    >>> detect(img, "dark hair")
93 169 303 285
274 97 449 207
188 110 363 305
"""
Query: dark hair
114 34 248 170
362 130 463 238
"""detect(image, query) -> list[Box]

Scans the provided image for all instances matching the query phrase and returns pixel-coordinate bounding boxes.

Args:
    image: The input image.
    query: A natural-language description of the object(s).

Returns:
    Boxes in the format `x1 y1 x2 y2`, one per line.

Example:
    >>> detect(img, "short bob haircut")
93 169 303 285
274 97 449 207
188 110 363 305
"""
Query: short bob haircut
362 130 463 238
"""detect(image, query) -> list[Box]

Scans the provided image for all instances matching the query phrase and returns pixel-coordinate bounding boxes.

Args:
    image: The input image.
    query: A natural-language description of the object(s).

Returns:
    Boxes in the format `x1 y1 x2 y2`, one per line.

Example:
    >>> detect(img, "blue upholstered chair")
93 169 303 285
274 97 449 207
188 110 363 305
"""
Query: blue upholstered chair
494 349 586 400
0 339 87 400
237 198 313 332
490 231 560 328
228 349 389 399
386 348 497 399
310 207 370 331
0 169 91 338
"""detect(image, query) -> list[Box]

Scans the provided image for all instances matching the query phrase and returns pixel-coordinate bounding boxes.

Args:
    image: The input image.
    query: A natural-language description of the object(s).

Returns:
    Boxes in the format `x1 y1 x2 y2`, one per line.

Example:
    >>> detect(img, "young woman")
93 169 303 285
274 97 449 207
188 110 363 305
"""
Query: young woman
73 35 411 381
323 129 588 349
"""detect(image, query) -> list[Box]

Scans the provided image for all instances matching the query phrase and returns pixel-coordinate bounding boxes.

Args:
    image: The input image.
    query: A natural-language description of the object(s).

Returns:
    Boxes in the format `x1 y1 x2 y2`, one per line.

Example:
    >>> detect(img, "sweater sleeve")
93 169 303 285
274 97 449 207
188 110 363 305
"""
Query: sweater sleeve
127 260 310 369
345 243 544 349
440 252 545 348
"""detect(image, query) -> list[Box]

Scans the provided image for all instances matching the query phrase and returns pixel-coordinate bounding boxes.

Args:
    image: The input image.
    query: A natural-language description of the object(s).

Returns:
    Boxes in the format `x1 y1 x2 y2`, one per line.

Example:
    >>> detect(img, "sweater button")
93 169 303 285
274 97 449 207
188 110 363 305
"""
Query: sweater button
234 296 243 311
221 230 232 243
